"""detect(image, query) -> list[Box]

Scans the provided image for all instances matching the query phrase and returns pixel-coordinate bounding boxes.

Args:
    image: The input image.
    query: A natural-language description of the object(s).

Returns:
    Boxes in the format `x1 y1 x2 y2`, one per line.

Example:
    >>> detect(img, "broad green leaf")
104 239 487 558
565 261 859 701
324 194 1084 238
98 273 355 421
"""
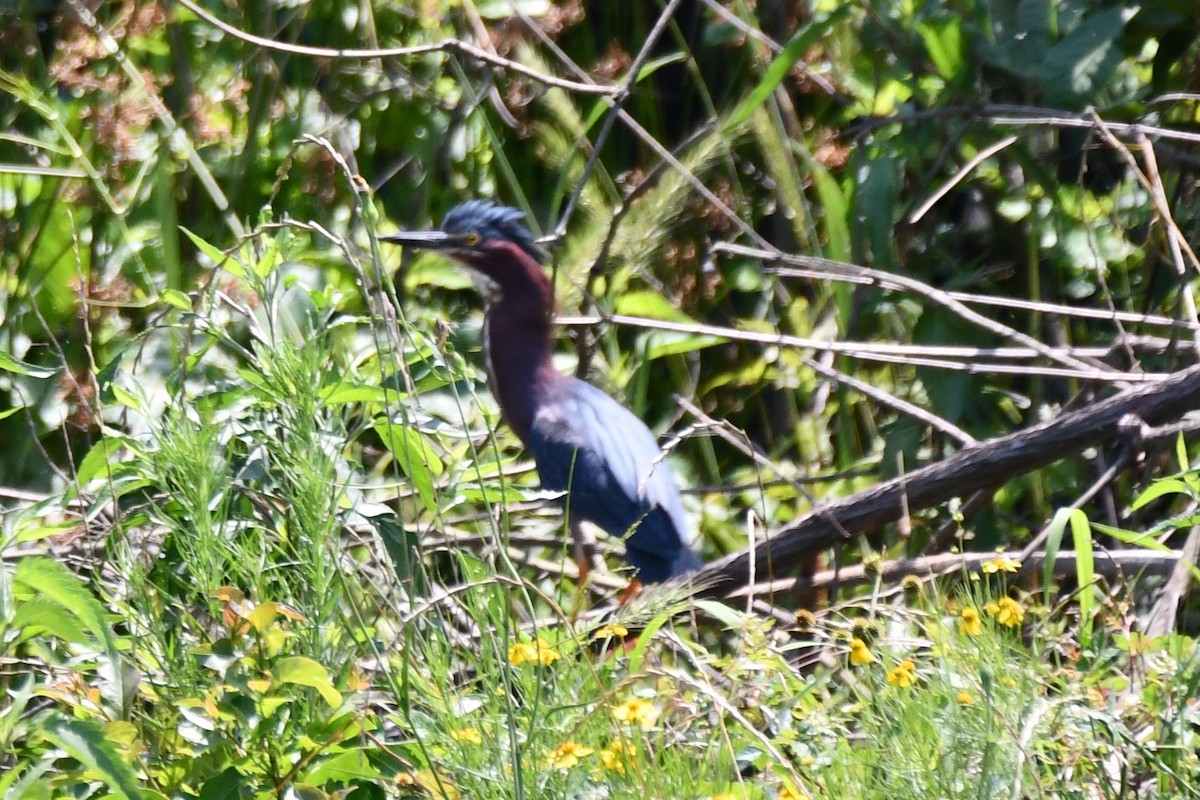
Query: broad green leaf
42 717 141 799
75 437 128 485
13 559 127 711
275 656 342 709
303 748 383 784
13 559 117 653
1038 6 1136 107
0 404 25 421
11 597 91 646
0 350 57 379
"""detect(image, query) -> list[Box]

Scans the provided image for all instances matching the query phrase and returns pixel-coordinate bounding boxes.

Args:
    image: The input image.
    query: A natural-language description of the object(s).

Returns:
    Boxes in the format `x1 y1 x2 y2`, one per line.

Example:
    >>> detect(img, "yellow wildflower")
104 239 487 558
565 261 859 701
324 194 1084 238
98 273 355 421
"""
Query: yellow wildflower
886 658 917 688
710 795 739 800
611 697 658 729
593 623 629 640
956 691 974 705
780 784 807 800
508 638 560 666
984 596 1025 627
599 740 632 774
450 726 482 745
848 637 874 665
546 741 594 770
959 607 982 636
982 555 1021 574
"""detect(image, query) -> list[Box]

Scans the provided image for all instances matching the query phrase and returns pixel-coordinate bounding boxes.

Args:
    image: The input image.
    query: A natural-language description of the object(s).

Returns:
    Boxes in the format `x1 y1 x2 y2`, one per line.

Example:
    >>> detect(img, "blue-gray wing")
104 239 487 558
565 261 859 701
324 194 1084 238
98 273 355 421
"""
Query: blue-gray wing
527 379 698 580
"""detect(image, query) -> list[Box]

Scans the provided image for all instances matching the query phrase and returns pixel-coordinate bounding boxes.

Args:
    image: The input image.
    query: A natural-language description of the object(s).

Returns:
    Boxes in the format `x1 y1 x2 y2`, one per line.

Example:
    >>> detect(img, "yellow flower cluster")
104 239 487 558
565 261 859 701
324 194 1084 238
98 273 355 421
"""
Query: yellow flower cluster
450 726 482 745
848 637 874 665
611 697 658 729
959 607 982 636
546 741 593 770
593 623 629 640
599 740 632 774
886 658 917 688
981 555 1021 574
508 638 560 666
985 596 1025 627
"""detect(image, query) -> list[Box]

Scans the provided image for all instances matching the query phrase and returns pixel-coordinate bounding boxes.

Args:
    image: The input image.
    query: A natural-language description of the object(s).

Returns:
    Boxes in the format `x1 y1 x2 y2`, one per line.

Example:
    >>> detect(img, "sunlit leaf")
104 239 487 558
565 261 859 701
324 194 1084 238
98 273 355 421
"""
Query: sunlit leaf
0 350 57 379
275 656 342 709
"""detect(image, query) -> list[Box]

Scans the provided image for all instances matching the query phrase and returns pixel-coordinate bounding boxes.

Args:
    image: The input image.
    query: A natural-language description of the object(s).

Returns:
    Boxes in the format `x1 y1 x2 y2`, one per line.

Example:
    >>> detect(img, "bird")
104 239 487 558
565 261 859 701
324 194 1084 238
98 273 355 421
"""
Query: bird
381 200 704 583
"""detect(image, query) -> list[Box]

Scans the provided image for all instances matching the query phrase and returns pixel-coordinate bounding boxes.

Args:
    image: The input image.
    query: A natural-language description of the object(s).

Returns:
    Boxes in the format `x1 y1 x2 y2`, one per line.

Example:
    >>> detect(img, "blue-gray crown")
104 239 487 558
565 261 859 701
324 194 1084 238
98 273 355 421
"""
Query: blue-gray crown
441 200 544 262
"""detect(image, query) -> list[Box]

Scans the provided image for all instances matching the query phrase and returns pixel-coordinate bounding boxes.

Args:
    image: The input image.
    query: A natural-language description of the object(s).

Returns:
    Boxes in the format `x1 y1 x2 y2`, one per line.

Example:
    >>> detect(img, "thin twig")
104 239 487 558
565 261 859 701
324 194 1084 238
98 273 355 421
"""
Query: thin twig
171 0 618 95
725 549 1185 600
909 134 1019 224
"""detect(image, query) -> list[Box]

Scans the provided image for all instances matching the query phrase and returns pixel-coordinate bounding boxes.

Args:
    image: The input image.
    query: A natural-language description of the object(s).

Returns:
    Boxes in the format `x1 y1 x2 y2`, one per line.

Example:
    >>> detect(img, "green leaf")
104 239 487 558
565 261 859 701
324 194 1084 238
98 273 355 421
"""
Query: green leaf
275 656 343 709
42 717 141 799
917 17 965 80
1038 6 1136 107
1042 507 1072 605
303 748 383 784
614 291 693 322
0 404 25 421
11 597 91 646
161 288 192 310
795 146 850 262
634 52 687 83
374 514 427 595
13 559 127 710
13 559 117 653
1131 478 1194 510
181 226 245 278
1069 509 1095 646
0 350 57 379
320 382 392 406
642 332 721 360
373 419 444 513
723 5 853 133
76 437 128 485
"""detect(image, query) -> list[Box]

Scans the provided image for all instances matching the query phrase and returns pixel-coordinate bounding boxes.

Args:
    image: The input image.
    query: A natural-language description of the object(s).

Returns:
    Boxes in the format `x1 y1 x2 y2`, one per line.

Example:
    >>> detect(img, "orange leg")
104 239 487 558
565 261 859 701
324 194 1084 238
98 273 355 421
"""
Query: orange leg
570 519 605 584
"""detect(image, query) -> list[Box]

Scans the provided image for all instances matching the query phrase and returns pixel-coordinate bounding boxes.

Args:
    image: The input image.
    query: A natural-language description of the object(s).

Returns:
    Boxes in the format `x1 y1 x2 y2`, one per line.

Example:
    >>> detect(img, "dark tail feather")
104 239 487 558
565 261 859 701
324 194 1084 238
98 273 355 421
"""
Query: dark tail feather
627 544 704 583
670 546 704 577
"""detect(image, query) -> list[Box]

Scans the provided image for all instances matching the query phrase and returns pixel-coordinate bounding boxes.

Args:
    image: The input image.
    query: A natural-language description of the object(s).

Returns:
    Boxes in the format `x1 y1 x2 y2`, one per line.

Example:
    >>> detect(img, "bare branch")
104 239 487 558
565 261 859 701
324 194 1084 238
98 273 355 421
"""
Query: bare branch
685 362 1200 595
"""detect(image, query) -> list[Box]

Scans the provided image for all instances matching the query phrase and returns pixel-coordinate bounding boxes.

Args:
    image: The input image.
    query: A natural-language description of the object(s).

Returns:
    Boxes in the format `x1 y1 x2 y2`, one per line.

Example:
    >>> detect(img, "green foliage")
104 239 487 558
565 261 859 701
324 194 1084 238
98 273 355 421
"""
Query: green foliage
3 0 1200 796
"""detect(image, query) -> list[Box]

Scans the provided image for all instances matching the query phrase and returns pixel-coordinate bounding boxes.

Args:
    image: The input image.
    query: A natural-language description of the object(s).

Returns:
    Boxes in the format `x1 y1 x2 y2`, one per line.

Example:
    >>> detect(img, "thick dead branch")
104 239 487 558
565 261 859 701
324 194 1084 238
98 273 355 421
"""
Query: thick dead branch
689 363 1200 596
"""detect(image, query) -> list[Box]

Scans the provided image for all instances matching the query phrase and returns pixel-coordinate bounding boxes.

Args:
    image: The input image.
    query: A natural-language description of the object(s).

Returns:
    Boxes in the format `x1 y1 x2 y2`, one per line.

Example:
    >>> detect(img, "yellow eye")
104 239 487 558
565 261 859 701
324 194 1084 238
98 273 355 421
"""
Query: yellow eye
465 231 482 246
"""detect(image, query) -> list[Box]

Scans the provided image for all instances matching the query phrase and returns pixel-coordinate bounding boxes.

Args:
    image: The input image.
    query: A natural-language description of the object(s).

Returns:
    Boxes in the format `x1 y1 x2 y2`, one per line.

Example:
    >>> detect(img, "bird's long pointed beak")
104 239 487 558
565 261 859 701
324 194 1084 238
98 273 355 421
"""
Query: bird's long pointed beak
378 231 461 250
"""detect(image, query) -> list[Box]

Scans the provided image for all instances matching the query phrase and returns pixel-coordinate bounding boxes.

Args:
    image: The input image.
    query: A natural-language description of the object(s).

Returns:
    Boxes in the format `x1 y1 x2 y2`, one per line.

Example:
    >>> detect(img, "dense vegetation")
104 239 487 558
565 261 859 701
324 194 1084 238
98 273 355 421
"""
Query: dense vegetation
3 0 1200 797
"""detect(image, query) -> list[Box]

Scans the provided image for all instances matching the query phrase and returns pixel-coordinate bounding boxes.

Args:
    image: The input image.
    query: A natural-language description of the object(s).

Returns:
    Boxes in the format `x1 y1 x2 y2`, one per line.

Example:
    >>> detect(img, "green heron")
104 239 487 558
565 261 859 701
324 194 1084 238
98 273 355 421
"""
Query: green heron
382 200 703 583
